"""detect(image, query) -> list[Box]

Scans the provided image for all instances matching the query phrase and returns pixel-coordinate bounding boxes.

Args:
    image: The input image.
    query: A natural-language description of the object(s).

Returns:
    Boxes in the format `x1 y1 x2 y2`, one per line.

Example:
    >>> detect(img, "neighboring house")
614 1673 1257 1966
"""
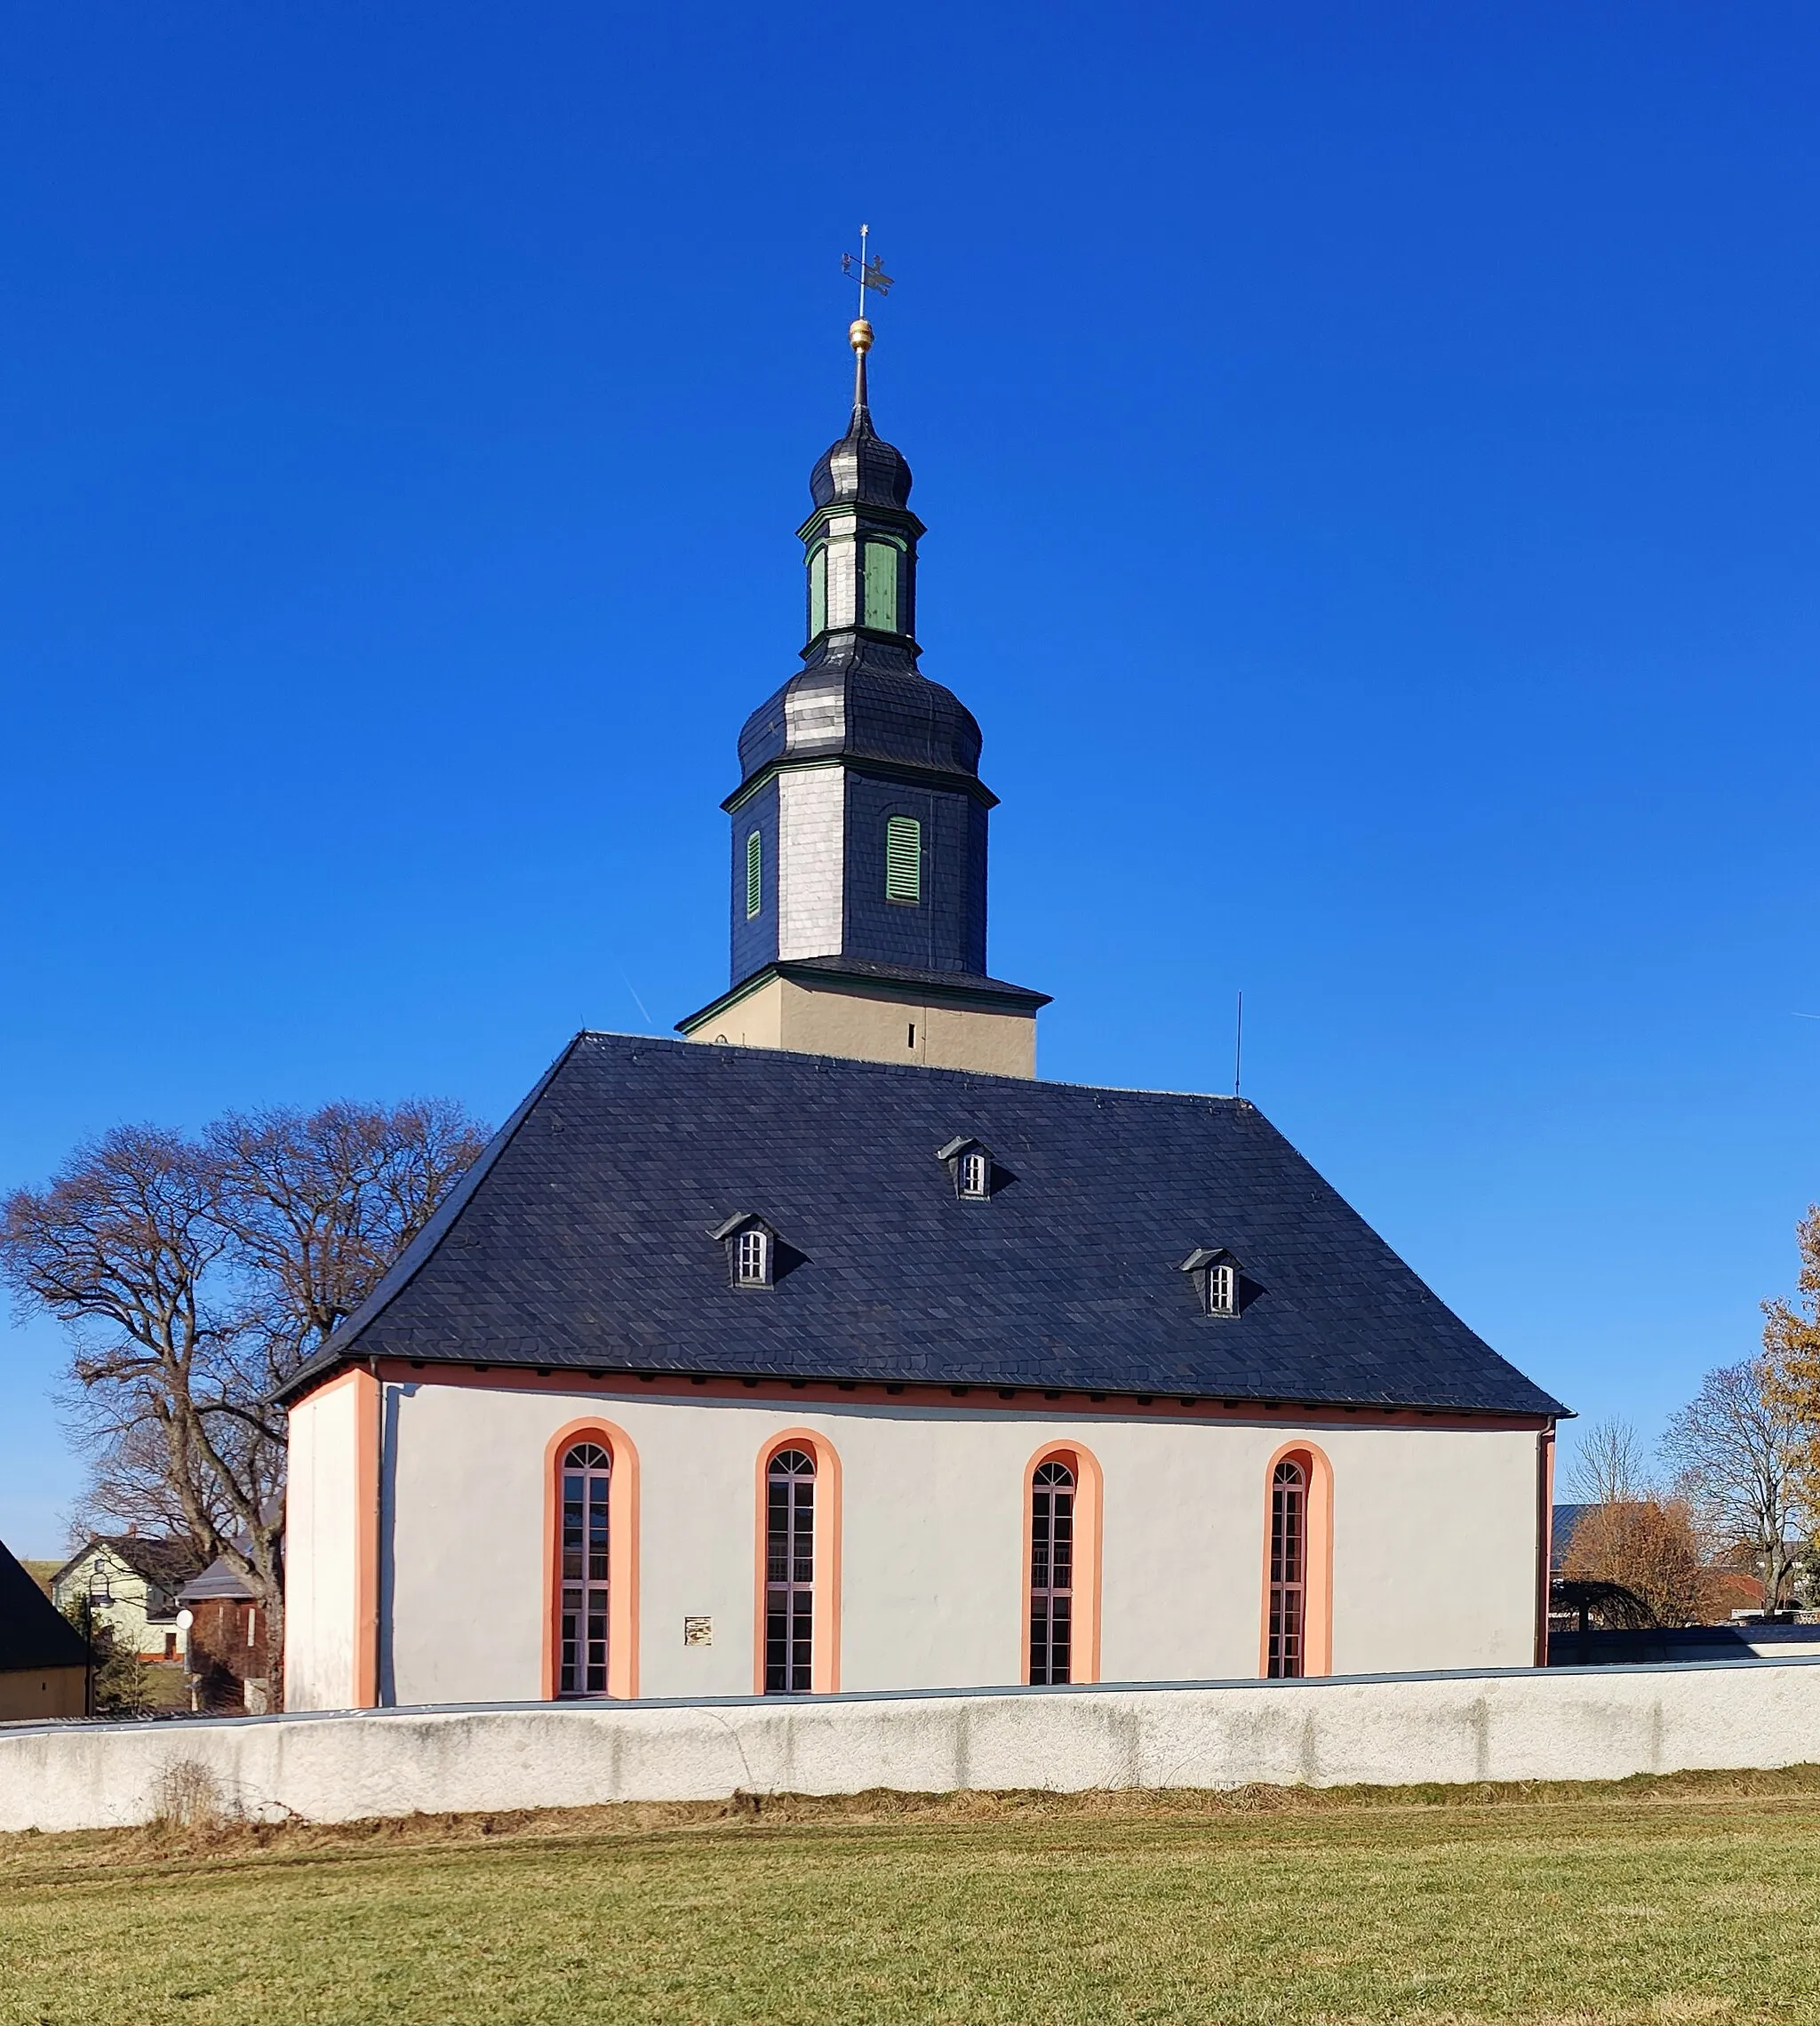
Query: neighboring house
0 1537 89 1719
279 319 1569 1714
178 1556 273 1714
50 1535 204 1661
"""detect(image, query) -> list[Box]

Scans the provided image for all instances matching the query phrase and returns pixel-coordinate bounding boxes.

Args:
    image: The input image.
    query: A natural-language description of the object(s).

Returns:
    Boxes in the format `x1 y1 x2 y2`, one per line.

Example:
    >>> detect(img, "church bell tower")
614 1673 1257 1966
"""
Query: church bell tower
677 307 1049 1075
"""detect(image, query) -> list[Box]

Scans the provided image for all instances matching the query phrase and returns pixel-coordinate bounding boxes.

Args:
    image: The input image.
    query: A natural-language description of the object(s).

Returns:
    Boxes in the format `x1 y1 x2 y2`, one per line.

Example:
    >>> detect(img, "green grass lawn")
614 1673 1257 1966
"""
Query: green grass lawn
5 1775 1820 2023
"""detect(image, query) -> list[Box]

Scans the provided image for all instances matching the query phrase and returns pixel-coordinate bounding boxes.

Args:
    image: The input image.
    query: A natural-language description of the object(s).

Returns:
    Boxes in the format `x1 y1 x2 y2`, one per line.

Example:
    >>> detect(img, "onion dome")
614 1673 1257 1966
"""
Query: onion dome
736 660 986 794
809 320 914 511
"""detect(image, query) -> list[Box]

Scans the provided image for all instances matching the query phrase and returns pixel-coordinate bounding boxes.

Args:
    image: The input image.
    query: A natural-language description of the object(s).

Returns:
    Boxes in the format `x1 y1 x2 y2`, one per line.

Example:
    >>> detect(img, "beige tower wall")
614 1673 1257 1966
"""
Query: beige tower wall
683 974 1036 1078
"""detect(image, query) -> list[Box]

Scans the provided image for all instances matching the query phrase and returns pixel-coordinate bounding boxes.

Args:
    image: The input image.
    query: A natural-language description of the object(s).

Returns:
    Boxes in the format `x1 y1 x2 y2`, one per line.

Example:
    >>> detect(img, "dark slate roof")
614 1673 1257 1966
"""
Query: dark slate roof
51 1535 204 1593
179 1555 258 1604
810 398 914 511
0 1538 89 1674
1552 1503 1592 1572
279 1033 1565 1419
735 656 986 801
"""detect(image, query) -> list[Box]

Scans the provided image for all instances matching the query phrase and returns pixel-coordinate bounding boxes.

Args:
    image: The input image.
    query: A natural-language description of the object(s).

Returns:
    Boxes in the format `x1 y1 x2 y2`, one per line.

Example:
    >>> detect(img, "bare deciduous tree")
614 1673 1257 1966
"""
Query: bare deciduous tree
210 1099 486 1384
1 1101 488 1696
1763 1205 1820 1520
1564 1416 1648 1506
1661 1359 1804 1612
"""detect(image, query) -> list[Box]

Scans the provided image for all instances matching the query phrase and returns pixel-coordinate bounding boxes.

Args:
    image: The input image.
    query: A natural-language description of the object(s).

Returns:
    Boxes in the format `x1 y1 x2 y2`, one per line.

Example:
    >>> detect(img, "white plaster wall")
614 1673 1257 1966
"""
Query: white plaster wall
776 767 845 960
378 1384 1543 1707
1333 1429 1539 1673
11 1660 1820 1834
822 517 858 629
51 1551 170 1660
284 1384 362 1712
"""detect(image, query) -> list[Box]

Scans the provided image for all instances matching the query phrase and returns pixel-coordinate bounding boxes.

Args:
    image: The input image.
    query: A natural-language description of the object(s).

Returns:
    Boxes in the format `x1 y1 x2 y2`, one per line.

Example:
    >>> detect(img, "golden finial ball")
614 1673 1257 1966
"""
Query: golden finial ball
849 317 874 354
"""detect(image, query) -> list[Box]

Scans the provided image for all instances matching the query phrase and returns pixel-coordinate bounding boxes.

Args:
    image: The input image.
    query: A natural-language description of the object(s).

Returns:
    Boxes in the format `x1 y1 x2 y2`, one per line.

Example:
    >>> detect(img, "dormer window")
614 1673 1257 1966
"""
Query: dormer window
935 1136 999 1200
1180 1246 1244 1318
737 1228 770 1286
711 1213 783 1289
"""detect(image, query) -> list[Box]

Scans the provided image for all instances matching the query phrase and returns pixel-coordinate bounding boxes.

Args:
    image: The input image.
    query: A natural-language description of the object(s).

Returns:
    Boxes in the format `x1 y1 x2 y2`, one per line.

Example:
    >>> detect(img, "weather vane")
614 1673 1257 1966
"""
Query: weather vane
842 223 894 318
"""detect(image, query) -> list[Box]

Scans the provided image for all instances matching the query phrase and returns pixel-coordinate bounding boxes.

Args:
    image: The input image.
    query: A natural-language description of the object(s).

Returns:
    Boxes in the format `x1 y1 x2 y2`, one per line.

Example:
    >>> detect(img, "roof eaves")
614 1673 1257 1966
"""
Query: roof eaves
271 1033 591 1408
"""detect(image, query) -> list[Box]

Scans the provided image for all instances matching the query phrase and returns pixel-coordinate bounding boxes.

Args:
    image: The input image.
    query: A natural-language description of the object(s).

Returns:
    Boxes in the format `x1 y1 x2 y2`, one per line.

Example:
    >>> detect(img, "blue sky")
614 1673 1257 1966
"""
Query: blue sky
4 4 1818 1553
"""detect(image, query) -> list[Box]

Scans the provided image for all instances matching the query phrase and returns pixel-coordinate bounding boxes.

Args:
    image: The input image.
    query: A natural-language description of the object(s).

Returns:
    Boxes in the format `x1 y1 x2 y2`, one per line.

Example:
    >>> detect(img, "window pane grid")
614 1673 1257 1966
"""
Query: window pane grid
765 1448 816 1694
1030 1460 1075 1686
557 1442 611 1696
737 1228 770 1284
1268 1459 1306 1679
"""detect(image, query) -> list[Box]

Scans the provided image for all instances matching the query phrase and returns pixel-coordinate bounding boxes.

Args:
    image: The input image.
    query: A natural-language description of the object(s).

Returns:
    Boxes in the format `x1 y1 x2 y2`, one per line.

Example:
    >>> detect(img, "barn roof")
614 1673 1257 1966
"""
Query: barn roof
277 1032 1565 1419
0 1539 89 1675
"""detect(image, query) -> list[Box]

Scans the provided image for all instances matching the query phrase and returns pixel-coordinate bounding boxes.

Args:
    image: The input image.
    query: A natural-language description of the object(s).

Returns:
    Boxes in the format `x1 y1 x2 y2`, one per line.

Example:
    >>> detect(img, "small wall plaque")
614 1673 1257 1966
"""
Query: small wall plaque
682 1615 713 1647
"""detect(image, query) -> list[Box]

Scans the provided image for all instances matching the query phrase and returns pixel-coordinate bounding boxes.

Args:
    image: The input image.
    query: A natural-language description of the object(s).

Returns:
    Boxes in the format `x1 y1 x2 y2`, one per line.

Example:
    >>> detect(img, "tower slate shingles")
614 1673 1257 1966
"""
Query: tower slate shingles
681 326 1048 1038
281 1032 1565 1419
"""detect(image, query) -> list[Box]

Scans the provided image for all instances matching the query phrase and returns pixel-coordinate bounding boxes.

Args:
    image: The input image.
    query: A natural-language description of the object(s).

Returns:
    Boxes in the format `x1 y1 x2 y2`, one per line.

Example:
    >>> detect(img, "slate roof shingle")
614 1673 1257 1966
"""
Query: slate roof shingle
278 1033 1567 1419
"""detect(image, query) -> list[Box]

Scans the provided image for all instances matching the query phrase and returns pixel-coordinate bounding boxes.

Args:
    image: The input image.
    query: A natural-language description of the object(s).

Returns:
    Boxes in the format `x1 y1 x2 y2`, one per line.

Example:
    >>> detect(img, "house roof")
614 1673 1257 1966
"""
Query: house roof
1552 1503 1592 1572
277 1032 1567 1419
50 1535 204 1593
0 1538 90 1675
178 1556 258 1604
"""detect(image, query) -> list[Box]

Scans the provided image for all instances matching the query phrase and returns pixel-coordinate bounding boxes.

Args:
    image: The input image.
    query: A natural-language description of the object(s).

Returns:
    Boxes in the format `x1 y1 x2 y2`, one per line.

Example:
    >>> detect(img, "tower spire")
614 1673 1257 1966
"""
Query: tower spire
850 310 872 416
841 223 892 420
675 243 1050 1074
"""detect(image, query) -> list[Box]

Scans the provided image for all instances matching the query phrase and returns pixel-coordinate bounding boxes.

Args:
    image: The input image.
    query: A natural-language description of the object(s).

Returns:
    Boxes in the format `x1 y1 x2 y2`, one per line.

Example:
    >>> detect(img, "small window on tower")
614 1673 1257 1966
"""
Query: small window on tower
960 1151 990 1199
885 816 922 903
808 546 827 638
1209 1263 1237 1316
864 540 898 632
746 830 762 919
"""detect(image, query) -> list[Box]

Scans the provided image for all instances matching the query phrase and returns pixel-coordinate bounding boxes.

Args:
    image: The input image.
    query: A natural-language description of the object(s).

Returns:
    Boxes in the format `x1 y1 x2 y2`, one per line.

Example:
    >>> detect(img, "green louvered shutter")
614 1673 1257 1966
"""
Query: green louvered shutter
808 546 826 638
864 540 898 633
746 829 762 918
884 816 921 902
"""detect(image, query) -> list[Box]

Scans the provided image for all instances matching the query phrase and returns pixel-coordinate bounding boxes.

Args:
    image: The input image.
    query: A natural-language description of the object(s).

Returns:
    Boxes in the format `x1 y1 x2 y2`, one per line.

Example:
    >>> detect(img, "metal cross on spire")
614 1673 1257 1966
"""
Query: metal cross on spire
842 223 894 316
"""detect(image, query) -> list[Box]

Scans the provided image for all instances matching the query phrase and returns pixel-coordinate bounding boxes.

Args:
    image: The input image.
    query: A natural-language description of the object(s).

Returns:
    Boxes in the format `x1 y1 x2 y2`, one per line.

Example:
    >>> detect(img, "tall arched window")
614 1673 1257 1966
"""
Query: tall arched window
1029 1460 1074 1684
558 1441 611 1696
1267 1457 1306 1679
765 1448 816 1693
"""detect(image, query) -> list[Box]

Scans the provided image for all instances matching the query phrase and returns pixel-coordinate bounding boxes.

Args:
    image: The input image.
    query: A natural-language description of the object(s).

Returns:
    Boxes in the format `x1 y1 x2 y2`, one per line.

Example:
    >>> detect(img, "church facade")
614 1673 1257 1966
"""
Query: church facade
280 315 1564 1713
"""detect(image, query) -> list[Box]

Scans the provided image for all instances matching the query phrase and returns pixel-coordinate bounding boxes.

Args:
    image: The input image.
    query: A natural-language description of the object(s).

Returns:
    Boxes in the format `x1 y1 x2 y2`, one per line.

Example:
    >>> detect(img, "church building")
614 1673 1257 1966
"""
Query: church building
279 311 1565 1713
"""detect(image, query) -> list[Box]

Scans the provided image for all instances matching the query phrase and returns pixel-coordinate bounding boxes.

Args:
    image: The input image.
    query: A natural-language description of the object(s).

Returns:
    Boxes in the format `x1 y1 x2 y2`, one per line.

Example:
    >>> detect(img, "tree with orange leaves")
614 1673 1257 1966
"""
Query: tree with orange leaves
1761 1206 1820 1526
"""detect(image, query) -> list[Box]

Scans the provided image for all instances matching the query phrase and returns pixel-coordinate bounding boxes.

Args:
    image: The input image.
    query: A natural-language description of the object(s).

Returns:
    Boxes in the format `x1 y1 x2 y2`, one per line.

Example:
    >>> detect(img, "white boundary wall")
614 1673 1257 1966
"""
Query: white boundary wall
7 1659 1820 1835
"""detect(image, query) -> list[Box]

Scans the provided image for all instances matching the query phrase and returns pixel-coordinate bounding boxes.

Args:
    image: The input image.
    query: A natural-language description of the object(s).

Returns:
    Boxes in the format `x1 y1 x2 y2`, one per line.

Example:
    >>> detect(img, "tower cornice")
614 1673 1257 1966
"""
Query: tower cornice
722 751 1001 817
795 500 926 546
